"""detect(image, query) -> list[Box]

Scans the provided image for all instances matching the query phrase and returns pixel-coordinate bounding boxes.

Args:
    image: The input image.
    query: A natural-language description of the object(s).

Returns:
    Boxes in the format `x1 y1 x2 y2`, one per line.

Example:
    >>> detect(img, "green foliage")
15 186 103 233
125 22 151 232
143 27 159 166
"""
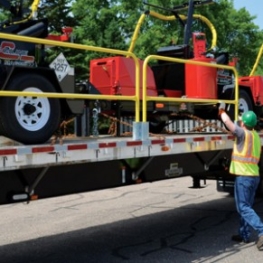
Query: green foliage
39 0 75 32
201 0 263 76
1 0 263 78
70 0 263 77
0 9 9 22
71 0 129 78
36 0 86 78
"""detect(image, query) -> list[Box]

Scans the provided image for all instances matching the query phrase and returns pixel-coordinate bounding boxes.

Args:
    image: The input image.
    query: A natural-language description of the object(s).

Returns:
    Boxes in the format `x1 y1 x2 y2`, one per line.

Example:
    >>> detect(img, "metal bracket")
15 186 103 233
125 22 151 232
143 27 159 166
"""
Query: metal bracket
133 122 149 140
133 157 154 181
26 166 49 196
204 150 225 171
2 156 7 167
194 150 225 171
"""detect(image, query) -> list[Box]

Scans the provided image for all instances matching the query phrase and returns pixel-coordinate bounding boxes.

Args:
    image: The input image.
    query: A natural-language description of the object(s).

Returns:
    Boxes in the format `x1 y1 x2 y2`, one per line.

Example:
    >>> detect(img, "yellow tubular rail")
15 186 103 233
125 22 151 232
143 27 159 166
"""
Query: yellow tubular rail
128 10 217 54
0 32 141 122
127 13 147 55
142 55 239 122
250 44 263 76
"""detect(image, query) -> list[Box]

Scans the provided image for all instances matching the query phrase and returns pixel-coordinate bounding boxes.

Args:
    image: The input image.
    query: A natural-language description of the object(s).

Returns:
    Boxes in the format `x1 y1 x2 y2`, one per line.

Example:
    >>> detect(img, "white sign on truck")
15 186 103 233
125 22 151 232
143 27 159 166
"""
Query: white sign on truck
49 53 71 81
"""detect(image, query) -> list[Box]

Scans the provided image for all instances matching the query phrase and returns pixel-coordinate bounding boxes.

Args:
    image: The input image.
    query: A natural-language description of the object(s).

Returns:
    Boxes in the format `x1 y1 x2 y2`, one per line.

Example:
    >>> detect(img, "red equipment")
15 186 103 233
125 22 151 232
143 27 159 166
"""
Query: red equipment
90 57 157 98
46 27 73 42
185 33 217 99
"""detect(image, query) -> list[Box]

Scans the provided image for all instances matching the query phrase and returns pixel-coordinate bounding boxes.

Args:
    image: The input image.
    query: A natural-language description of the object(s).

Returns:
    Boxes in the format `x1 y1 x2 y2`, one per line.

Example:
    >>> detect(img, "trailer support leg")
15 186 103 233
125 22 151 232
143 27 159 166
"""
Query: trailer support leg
191 176 203 189
27 167 49 195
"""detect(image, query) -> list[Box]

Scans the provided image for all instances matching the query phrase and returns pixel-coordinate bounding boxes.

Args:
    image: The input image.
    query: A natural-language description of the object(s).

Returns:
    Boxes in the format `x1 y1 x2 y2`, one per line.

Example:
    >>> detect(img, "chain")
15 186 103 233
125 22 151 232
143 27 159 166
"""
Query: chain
170 113 231 134
51 111 230 145
100 113 133 136
92 108 99 136
101 112 230 136
51 117 75 144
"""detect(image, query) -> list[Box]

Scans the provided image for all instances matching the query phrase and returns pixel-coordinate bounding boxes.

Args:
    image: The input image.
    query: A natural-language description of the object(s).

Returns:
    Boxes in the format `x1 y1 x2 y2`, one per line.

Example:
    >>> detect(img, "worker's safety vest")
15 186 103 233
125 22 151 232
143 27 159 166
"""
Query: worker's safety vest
230 129 261 176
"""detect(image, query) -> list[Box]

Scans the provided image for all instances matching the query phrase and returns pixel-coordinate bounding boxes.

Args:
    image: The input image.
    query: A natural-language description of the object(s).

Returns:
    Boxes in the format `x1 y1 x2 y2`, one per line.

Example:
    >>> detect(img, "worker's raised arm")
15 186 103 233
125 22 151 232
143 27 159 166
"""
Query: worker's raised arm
218 102 236 133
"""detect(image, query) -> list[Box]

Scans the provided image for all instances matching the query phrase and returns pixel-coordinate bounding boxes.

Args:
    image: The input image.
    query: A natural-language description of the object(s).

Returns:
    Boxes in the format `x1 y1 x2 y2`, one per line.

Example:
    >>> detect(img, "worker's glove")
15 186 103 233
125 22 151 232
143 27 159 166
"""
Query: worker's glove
218 101 226 118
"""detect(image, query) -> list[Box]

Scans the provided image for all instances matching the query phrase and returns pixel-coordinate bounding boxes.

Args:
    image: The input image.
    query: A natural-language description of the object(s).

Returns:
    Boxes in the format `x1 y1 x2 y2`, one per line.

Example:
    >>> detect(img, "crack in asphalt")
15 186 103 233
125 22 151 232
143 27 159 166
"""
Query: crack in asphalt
110 209 234 260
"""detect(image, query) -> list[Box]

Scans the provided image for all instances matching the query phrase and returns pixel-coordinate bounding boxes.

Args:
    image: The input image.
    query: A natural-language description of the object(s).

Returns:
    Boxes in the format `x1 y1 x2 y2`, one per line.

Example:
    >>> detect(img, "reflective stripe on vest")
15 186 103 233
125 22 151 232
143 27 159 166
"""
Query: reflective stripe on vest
230 130 261 176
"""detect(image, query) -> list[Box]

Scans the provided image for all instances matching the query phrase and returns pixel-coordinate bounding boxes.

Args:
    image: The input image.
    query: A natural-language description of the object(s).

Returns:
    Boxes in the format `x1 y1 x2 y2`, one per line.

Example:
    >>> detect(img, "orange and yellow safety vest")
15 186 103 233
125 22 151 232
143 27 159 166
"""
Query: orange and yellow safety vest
230 129 261 176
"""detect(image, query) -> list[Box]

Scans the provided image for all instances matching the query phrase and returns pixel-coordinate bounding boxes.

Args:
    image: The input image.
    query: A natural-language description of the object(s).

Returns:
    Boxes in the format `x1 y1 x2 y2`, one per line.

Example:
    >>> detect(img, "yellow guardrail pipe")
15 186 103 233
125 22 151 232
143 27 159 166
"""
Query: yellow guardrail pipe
142 55 239 122
250 44 263 76
0 32 141 122
128 10 217 54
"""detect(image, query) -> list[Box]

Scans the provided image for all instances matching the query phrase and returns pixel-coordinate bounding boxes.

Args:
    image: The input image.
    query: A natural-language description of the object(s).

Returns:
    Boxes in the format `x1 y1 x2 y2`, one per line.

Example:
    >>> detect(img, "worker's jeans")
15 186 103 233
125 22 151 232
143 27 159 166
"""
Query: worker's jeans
234 176 263 240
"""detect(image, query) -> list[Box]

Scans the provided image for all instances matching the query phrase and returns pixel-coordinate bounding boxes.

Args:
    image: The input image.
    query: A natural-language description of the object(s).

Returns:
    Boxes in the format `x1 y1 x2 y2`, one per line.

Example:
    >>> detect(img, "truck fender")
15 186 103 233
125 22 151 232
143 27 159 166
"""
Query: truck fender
222 84 234 94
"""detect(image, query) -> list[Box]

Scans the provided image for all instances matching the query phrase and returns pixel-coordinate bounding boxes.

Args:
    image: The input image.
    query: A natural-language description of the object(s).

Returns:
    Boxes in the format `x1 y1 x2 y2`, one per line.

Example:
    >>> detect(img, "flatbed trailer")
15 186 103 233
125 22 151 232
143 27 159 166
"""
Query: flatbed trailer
0 130 263 205
1 0 263 205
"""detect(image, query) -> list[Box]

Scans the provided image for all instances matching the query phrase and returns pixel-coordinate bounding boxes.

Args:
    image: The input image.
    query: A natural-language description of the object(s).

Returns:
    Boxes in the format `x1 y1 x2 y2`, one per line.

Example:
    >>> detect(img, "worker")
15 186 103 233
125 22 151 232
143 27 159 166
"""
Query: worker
218 102 263 250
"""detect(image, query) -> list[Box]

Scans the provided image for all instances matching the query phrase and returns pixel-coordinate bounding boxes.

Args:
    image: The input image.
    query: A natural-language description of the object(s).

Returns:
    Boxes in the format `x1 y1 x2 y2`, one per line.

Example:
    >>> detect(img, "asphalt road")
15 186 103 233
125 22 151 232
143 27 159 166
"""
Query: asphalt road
1 177 263 263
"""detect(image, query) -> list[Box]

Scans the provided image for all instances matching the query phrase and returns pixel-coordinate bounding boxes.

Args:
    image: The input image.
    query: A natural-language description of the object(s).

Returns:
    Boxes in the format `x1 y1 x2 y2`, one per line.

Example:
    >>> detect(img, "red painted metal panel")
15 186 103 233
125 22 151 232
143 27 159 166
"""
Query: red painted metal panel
90 56 157 97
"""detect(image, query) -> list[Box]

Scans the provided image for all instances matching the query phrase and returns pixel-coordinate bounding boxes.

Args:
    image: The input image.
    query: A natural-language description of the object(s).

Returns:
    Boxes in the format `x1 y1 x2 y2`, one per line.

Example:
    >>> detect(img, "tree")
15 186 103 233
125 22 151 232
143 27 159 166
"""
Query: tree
70 0 263 77
200 0 263 76
71 0 184 77
2 0 262 78
39 0 75 32
71 0 129 79
36 0 85 78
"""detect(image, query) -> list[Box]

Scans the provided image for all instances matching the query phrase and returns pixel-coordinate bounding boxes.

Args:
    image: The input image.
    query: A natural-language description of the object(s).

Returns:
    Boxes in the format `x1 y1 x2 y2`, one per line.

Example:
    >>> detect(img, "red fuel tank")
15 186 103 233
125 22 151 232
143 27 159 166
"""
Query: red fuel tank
185 57 217 99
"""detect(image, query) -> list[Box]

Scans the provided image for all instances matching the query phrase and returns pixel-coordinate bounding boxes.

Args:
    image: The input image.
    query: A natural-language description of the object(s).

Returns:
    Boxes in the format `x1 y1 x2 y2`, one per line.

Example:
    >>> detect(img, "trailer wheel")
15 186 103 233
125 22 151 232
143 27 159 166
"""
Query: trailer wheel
238 90 253 114
0 74 61 144
227 89 253 120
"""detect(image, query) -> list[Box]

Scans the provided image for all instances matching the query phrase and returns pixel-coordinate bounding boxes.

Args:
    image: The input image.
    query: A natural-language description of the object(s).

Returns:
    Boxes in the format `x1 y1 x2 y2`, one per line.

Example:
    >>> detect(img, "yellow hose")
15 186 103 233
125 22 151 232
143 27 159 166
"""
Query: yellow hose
12 0 40 24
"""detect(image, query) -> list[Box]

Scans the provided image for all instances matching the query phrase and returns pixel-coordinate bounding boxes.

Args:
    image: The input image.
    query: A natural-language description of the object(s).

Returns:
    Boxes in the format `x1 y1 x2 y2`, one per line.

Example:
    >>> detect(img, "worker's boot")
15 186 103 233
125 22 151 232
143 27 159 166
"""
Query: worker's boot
256 235 263 250
231 234 250 244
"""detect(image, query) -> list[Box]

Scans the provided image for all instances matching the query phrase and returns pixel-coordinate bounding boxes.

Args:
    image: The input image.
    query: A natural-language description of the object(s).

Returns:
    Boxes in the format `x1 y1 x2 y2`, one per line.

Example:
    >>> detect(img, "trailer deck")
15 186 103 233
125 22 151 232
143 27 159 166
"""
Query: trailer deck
1 132 262 171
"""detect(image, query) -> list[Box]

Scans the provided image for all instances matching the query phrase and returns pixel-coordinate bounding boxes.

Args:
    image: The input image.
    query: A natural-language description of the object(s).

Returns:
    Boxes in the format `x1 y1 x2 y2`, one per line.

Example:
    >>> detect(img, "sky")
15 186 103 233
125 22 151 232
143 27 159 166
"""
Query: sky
234 0 263 29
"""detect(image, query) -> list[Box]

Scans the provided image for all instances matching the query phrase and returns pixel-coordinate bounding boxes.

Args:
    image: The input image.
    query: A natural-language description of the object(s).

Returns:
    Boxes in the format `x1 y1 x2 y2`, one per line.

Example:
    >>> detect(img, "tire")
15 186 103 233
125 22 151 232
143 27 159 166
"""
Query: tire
0 74 61 144
238 89 253 114
227 89 253 119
